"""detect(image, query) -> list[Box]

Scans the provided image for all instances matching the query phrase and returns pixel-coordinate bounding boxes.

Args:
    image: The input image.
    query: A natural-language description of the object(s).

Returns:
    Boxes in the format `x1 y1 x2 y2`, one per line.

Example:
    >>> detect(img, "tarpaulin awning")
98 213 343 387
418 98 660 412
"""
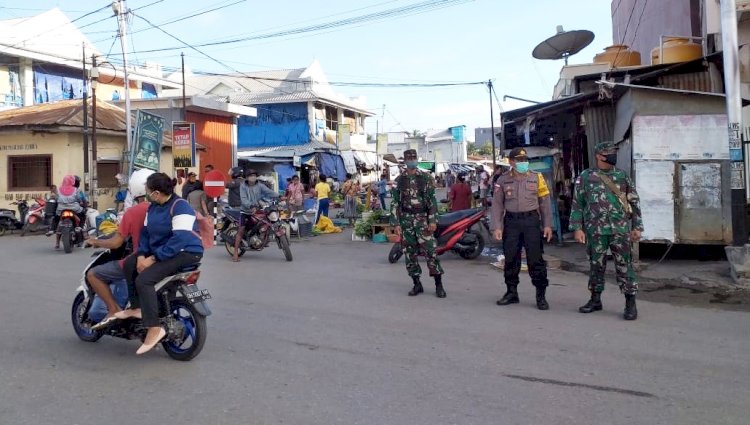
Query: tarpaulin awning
274 163 296 191
319 153 347 182
339 151 358 174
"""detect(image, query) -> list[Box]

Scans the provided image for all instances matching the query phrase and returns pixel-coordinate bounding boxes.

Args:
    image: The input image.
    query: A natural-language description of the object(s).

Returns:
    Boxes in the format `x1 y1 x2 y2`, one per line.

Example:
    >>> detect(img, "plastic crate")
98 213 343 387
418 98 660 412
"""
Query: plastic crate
297 222 313 238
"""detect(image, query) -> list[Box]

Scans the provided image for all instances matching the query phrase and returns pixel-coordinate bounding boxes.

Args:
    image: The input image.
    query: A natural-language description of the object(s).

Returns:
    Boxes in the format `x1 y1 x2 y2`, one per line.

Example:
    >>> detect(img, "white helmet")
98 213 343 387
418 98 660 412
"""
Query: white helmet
129 168 155 198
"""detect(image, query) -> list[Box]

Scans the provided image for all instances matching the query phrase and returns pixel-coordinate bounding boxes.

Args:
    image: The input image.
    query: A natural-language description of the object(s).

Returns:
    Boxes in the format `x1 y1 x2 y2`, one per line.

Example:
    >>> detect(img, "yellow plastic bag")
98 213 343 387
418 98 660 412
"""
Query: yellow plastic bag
98 220 118 236
313 215 342 234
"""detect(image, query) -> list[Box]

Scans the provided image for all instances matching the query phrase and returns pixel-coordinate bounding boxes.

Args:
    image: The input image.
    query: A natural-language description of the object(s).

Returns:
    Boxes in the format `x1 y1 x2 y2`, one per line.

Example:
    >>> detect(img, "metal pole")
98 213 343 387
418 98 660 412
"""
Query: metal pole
91 54 99 209
488 80 497 170
115 0 132 159
82 44 89 177
720 0 747 245
181 52 186 120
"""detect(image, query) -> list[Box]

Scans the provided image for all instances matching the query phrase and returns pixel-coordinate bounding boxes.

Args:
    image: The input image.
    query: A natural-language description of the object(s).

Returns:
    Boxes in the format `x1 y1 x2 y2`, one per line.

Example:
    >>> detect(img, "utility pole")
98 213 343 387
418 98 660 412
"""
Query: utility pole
181 52 186 119
720 0 747 245
91 54 99 209
82 44 90 183
114 0 132 171
488 80 497 170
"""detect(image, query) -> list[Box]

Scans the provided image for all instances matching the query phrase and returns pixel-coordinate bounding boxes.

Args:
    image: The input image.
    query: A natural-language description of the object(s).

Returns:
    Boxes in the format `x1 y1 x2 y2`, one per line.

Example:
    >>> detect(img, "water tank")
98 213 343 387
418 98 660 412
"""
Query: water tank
651 37 702 65
593 44 642 67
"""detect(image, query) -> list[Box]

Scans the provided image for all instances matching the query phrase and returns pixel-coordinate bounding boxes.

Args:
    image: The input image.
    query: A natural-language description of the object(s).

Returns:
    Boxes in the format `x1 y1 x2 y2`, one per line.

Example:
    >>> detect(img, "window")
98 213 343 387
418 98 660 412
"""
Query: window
8 155 51 191
96 161 120 188
325 105 338 131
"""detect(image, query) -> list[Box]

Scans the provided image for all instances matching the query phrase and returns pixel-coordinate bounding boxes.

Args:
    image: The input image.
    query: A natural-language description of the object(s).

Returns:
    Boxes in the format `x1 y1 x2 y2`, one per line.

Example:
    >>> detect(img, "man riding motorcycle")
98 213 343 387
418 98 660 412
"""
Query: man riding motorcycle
232 169 278 262
85 169 153 330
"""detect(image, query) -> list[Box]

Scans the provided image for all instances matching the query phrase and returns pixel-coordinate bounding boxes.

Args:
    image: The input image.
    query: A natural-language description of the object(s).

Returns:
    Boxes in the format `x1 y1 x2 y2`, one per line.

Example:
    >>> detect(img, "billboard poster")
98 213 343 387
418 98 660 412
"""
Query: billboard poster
337 124 351 151
172 121 196 168
376 134 388 155
132 110 166 171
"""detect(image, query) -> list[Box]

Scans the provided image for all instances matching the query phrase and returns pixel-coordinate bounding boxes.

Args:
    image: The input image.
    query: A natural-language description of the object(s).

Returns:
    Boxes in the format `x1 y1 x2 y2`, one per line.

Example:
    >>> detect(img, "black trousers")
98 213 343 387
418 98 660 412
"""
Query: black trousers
503 212 548 289
123 252 202 328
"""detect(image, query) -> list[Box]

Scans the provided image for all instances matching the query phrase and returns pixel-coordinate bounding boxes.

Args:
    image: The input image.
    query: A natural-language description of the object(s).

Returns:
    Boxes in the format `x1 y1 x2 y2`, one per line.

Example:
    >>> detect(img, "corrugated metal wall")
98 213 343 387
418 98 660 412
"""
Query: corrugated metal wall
583 105 615 165
186 111 234 179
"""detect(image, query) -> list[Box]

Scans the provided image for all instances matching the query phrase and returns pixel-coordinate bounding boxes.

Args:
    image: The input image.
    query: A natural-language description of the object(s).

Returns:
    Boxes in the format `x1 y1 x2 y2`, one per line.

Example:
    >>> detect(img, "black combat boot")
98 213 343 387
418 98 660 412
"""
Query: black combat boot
579 292 603 313
434 275 446 298
535 287 549 310
623 294 638 320
408 276 424 296
496 285 519 305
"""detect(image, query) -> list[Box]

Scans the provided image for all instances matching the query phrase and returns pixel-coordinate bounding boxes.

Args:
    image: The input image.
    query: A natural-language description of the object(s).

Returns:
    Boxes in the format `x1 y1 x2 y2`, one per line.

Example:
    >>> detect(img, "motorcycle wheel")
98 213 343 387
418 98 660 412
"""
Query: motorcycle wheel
19 223 27 237
71 292 103 342
279 233 293 262
458 230 485 260
162 298 207 361
223 223 245 258
388 243 403 264
61 226 73 253
0 226 6 237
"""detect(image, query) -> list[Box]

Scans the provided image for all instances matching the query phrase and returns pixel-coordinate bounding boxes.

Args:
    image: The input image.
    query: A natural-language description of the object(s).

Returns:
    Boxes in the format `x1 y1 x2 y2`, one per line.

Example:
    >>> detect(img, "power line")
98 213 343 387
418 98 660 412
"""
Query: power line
92 0 245 42
610 0 640 70
6 2 111 49
123 0 473 55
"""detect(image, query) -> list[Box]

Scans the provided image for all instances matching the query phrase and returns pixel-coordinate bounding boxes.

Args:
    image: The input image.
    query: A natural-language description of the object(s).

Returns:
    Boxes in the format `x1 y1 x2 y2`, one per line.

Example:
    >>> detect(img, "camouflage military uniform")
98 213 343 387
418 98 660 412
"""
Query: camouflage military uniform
390 172 443 278
570 161 644 295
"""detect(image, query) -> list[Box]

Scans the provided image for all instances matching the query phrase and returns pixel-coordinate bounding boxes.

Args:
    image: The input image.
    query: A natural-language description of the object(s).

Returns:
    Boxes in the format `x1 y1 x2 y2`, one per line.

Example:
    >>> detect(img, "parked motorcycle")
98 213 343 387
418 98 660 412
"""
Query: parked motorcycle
57 208 86 253
219 200 293 261
71 249 211 361
13 198 48 236
0 207 22 236
388 207 489 264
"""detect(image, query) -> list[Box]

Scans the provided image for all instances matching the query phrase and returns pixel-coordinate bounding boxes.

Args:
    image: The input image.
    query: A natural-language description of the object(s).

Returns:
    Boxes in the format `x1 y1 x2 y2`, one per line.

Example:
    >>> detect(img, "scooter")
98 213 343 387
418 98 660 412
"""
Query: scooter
219 199 293 261
388 207 490 263
71 249 211 361
0 207 21 236
14 198 48 236
57 208 86 254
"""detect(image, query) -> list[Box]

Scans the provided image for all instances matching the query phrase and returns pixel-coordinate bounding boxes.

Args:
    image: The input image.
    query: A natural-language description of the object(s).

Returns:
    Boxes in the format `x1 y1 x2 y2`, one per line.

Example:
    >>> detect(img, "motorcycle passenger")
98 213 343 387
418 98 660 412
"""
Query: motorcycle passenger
119 173 204 355
232 169 278 262
85 169 154 330
226 167 244 208
49 175 85 249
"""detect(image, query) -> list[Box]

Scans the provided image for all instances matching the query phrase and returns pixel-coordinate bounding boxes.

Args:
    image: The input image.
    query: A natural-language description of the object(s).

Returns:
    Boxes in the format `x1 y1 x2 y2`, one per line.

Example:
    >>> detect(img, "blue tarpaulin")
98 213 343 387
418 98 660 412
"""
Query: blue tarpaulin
33 64 84 103
319 153 346 182
274 163 296 192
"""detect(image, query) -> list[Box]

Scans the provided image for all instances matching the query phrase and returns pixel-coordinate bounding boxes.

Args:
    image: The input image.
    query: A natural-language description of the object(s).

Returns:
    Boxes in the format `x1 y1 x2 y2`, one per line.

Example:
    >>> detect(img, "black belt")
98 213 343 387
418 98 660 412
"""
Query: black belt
505 210 539 219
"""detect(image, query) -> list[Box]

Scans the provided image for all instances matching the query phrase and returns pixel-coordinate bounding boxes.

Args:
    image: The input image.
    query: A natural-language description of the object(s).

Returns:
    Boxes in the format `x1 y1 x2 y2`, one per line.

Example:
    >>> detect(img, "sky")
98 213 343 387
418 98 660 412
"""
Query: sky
2 0 614 139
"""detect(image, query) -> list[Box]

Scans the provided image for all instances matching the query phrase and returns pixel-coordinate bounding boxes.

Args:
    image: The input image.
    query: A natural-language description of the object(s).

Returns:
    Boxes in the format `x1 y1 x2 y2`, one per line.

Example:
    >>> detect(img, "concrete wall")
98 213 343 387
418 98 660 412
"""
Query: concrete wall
611 0 699 65
0 131 126 211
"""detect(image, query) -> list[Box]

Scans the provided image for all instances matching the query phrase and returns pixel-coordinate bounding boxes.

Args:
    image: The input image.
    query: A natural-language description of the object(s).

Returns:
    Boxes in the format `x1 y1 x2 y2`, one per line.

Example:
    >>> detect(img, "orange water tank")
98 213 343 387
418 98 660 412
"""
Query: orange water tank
651 37 702 64
593 45 642 67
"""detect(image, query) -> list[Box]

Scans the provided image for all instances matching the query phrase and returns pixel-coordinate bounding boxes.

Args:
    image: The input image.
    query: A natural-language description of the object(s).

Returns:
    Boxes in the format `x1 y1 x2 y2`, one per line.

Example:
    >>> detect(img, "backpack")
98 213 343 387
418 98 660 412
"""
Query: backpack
170 198 215 250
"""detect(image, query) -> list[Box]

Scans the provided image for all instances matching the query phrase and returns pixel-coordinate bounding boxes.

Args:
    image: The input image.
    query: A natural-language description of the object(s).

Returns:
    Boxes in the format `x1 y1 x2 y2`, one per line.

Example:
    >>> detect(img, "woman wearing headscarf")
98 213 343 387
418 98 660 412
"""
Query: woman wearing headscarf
49 175 84 249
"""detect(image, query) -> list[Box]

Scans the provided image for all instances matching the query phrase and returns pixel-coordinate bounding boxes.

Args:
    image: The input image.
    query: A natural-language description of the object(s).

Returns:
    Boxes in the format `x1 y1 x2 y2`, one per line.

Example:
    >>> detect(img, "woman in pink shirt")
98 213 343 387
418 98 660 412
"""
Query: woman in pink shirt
285 175 304 211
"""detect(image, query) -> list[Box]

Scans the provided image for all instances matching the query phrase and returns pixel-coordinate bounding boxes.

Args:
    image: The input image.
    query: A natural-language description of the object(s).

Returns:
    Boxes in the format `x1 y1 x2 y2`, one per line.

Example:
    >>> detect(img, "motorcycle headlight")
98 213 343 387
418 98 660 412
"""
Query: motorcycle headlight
268 211 279 222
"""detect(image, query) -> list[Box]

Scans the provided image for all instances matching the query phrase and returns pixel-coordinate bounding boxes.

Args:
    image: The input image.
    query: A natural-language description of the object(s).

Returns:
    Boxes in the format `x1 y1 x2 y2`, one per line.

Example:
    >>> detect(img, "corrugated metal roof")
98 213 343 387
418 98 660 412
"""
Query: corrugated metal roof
0 99 126 132
237 139 337 158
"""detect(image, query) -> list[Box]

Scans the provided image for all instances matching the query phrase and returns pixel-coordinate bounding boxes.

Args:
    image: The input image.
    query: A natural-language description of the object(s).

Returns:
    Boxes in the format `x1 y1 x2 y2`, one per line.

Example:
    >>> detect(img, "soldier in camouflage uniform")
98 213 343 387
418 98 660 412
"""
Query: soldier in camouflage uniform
569 141 644 320
390 149 446 298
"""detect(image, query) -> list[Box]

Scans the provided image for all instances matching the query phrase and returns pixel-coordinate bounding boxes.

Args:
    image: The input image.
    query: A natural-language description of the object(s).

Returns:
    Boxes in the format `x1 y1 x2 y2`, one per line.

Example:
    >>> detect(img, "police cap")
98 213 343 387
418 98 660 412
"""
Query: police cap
403 149 418 159
594 141 617 154
508 147 529 160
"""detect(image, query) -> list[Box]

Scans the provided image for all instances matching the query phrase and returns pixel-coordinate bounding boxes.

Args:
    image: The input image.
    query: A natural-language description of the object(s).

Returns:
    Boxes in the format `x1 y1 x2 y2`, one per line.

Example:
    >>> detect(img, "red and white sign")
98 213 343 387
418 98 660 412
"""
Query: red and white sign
203 170 226 198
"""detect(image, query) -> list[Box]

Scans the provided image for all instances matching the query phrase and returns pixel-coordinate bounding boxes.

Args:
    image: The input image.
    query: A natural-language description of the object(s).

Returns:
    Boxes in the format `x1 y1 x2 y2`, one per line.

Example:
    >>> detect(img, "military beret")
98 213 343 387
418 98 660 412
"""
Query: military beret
508 147 529 159
403 149 418 158
594 141 618 154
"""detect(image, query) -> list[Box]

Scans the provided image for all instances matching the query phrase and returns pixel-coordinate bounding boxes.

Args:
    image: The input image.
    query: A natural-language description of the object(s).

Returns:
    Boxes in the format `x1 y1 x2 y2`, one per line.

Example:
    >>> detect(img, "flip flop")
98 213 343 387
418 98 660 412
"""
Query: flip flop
91 315 120 331
136 328 167 355
114 309 142 320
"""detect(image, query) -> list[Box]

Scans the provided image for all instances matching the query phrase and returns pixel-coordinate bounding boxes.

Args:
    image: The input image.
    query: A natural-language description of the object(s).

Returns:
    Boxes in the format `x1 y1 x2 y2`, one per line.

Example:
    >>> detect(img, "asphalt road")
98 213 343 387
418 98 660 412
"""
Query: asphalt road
0 232 748 425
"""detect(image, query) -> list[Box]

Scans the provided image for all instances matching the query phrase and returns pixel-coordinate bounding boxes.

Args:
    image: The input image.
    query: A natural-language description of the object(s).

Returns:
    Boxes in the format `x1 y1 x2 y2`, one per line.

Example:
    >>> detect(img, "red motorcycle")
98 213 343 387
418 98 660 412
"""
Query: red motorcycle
13 198 48 236
219 200 293 262
388 207 489 263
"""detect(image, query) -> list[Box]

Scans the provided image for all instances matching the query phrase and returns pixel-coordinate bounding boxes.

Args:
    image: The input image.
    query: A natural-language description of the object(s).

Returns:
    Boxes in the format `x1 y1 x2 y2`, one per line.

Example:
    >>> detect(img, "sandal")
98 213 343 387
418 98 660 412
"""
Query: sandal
136 327 167 355
114 309 142 320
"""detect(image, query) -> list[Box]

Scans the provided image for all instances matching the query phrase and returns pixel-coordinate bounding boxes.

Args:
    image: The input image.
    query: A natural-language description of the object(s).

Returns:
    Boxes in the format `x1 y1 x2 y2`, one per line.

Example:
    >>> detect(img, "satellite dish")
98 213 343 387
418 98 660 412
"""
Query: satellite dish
532 25 595 65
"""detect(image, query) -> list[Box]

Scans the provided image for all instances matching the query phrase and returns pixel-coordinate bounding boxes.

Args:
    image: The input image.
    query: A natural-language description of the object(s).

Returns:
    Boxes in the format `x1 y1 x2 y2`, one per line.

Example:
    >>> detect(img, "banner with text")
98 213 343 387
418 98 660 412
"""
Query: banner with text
172 122 196 168
132 110 166 171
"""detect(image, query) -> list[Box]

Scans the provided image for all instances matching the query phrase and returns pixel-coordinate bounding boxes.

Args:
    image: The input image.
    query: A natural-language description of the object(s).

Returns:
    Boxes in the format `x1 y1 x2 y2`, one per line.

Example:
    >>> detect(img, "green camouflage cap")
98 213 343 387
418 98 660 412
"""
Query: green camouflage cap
403 149 418 159
594 141 617 154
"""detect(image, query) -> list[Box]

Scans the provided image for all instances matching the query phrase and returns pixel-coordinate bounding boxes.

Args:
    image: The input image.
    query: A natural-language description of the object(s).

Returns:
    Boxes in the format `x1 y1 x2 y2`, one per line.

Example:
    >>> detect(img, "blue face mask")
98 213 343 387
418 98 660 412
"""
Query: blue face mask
515 161 530 173
405 160 418 169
